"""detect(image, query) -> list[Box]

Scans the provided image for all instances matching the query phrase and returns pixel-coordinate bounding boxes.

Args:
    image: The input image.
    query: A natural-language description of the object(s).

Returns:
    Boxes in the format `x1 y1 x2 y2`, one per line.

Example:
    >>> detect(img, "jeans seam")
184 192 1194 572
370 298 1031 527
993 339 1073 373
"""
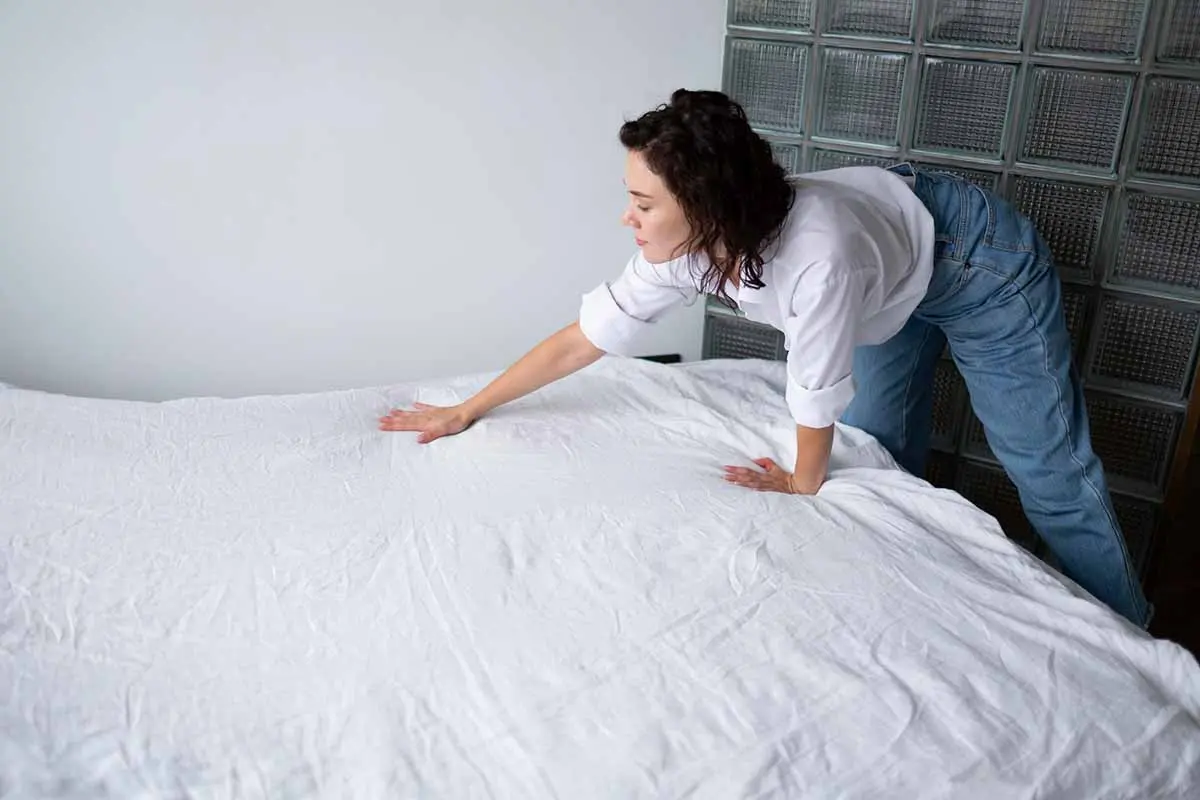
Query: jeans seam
956 180 970 257
1014 283 1148 626
962 260 1021 283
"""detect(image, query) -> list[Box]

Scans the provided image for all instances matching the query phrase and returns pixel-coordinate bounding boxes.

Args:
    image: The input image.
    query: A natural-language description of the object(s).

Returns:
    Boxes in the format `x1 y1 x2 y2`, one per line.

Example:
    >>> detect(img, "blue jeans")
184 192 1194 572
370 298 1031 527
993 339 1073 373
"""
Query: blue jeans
840 163 1151 629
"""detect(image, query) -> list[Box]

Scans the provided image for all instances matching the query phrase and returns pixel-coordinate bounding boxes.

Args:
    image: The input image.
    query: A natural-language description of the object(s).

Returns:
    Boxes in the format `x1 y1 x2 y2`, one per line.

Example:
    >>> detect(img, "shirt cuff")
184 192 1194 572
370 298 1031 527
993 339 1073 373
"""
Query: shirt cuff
785 372 856 428
578 283 650 356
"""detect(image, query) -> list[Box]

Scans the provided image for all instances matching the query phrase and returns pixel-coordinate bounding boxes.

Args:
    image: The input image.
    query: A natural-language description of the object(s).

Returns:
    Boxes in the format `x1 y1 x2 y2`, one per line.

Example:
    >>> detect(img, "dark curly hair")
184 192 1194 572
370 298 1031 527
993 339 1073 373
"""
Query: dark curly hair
619 88 794 305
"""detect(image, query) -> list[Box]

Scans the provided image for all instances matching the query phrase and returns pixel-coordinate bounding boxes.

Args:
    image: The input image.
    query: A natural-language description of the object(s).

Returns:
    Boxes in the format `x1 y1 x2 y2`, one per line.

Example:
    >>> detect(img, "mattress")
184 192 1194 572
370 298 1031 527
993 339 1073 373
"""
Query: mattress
2 358 1198 799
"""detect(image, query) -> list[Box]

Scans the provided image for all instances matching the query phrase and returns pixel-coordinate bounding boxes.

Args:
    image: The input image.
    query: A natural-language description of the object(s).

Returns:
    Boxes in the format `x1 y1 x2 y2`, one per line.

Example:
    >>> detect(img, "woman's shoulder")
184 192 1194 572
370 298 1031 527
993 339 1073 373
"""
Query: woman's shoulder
776 177 870 252
766 168 906 276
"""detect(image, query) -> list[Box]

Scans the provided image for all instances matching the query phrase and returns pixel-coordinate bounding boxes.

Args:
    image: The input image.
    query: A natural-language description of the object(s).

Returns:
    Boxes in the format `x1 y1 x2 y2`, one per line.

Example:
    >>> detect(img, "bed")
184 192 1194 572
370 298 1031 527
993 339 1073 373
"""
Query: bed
2 357 1198 798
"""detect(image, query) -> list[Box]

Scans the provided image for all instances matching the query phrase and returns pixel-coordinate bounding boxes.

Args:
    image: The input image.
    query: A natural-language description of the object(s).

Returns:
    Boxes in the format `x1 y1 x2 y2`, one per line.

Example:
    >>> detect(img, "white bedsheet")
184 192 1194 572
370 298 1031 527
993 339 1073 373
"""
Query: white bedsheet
2 358 1198 799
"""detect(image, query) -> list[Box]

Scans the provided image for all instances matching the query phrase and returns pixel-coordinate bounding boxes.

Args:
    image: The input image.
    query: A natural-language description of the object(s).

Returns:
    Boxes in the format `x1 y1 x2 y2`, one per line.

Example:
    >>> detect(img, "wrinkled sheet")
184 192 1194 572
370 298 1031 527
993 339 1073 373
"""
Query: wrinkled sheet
1 357 1198 799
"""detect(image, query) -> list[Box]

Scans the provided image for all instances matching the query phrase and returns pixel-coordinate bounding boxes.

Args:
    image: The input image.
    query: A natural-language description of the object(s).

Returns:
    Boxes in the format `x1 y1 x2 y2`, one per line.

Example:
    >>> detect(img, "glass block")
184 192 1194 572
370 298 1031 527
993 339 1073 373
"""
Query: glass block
927 0 1025 49
726 39 809 134
931 360 967 451
816 49 907 145
809 148 896 170
1089 296 1200 398
956 461 1036 548
1037 0 1149 58
1134 78 1200 181
913 59 1015 158
1113 193 1200 293
1062 283 1092 358
770 142 802 174
916 163 1000 191
703 314 785 360
1011 176 1110 280
924 450 957 486
1158 0 1200 63
1020 69 1131 172
825 0 914 39
963 411 994 461
731 0 815 30
1086 392 1180 491
1111 493 1158 576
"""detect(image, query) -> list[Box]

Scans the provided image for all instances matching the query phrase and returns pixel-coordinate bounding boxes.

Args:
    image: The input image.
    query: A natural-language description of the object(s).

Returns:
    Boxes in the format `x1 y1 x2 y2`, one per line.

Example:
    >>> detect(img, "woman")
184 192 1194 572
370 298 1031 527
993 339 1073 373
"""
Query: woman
379 89 1150 629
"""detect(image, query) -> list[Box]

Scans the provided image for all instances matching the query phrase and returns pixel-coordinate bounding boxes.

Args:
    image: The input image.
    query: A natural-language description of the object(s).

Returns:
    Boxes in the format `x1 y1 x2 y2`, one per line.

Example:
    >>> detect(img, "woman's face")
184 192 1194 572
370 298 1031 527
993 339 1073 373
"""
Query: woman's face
621 149 692 264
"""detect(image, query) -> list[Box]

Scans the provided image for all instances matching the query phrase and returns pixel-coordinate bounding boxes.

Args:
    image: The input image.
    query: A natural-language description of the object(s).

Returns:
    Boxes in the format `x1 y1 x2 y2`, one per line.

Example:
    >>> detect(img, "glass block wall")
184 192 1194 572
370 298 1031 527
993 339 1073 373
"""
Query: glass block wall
706 0 1200 580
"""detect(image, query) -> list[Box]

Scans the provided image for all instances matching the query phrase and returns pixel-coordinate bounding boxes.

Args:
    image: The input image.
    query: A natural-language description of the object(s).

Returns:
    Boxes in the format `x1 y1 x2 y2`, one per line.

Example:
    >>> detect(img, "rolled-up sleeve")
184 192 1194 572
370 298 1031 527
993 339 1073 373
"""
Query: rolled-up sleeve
578 252 699 356
783 263 865 428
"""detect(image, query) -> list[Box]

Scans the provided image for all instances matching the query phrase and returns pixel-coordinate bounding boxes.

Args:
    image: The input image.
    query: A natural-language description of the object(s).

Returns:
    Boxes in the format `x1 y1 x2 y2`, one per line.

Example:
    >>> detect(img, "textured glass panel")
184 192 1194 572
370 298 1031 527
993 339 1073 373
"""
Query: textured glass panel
931 360 966 451
1011 176 1110 280
917 163 1000 190
1134 78 1200 181
731 0 815 30
1062 283 1092 358
924 450 957 486
703 314 785 360
817 49 906 144
914 59 1015 157
727 39 809 133
770 142 802 174
963 412 994 460
809 148 896 170
1037 0 1149 57
825 0 914 39
1113 193 1200 292
1090 297 1200 397
1111 494 1158 575
956 461 1036 548
1020 69 1131 171
927 0 1024 48
1158 0 1200 62
1087 393 1180 490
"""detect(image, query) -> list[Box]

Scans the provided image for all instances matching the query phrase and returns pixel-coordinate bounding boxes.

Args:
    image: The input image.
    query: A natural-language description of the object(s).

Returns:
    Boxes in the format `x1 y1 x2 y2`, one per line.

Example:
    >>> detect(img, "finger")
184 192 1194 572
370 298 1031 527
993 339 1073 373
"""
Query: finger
380 417 427 432
724 469 791 492
723 470 764 487
723 466 757 479
753 458 780 472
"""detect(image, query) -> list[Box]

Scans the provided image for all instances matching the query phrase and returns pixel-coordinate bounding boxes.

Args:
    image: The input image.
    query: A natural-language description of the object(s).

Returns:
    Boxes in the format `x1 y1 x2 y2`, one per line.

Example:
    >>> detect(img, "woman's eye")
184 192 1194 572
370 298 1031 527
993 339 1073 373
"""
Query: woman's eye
637 205 650 212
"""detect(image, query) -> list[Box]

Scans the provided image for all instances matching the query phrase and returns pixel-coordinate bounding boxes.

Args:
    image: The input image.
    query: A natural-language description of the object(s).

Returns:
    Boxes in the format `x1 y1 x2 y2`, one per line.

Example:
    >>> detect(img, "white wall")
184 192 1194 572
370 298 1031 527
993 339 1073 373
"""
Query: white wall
0 0 723 401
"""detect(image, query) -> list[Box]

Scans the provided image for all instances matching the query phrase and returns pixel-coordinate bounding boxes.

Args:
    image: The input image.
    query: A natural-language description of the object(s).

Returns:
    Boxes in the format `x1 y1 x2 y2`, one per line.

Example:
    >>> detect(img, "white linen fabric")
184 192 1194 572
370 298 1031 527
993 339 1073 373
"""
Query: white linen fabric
2 358 1197 799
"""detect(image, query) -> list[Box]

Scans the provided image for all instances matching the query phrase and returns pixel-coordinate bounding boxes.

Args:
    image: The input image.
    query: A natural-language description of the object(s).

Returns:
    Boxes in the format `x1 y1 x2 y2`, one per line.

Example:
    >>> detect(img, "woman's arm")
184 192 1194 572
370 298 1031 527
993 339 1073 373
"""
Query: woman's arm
722 422 833 495
382 250 693 443
379 321 603 442
462 322 603 420
790 423 834 494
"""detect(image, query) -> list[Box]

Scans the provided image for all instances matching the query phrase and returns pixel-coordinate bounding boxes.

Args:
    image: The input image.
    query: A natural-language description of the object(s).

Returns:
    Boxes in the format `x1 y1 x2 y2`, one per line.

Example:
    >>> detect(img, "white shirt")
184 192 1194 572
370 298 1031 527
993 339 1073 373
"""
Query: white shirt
578 166 936 429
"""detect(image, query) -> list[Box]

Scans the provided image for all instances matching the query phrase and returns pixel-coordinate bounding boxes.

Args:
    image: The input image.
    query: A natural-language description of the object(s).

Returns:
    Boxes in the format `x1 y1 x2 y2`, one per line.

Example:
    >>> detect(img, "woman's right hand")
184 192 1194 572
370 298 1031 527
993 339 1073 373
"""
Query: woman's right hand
378 402 475 444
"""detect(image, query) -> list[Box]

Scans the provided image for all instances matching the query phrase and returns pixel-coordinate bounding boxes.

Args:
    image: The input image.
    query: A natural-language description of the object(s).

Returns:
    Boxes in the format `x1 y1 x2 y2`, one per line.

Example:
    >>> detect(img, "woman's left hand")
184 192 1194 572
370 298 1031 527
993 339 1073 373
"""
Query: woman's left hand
722 458 798 494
